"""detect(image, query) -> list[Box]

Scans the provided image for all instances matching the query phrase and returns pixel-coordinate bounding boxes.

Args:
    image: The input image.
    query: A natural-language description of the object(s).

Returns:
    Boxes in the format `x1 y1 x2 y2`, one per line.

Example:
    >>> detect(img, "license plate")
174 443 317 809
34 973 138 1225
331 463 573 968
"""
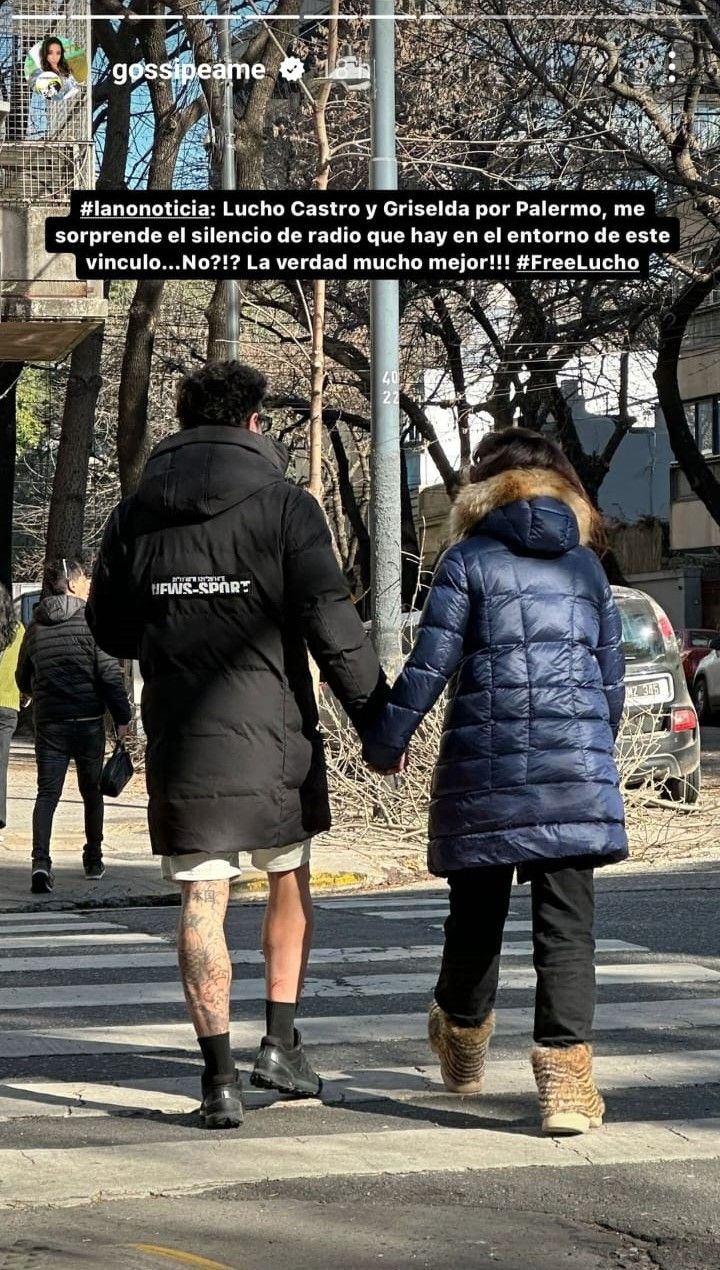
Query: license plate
625 674 674 706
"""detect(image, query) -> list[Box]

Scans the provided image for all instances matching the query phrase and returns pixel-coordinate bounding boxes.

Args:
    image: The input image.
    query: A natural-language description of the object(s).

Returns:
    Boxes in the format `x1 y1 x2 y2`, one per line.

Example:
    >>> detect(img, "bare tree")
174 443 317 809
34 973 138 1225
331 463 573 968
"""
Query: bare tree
43 13 139 561
0 363 22 588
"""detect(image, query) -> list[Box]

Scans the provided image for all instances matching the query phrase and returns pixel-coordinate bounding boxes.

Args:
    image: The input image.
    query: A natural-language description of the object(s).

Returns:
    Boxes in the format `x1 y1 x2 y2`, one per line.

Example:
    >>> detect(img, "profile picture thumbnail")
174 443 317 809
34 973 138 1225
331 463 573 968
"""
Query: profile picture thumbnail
24 34 87 102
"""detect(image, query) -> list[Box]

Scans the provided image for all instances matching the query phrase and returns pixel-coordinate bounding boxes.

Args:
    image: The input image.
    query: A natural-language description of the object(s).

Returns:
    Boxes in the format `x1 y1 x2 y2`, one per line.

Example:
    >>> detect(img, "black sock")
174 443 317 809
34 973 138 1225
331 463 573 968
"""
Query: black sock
265 1000 296 1048
198 1032 234 1084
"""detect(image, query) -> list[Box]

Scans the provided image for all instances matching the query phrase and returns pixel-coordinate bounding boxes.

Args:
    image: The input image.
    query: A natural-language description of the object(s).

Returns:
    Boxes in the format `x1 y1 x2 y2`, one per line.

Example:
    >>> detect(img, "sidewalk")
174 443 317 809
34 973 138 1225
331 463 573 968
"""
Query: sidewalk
0 757 430 912
5 753 718 914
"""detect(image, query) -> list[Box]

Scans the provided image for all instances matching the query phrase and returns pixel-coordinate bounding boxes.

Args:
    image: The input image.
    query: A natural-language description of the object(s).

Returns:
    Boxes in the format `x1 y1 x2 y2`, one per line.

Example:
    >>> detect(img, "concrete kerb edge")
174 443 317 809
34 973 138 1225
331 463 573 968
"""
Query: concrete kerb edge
0 868 381 913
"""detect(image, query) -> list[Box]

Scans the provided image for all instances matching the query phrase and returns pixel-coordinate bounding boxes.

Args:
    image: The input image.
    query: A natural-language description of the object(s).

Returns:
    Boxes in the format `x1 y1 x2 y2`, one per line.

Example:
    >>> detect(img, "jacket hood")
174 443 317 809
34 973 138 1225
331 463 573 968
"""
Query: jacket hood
449 467 593 556
135 426 290 524
34 594 85 625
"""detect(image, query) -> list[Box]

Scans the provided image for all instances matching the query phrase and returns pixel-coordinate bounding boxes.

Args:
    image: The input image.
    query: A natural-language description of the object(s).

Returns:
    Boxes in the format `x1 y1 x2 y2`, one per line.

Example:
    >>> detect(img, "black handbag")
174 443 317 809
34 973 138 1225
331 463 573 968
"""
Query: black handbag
100 741 134 797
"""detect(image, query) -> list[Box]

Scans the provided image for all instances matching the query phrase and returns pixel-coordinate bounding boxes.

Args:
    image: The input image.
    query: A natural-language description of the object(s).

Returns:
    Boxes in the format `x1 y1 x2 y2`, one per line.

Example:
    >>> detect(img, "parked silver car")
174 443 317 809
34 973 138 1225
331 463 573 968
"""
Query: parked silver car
690 633 720 724
614 586 701 803
364 587 700 802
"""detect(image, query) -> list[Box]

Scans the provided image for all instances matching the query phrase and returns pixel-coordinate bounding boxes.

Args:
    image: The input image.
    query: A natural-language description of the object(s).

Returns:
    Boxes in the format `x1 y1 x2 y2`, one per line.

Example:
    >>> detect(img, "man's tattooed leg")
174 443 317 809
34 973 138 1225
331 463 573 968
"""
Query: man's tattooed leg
177 879 231 1037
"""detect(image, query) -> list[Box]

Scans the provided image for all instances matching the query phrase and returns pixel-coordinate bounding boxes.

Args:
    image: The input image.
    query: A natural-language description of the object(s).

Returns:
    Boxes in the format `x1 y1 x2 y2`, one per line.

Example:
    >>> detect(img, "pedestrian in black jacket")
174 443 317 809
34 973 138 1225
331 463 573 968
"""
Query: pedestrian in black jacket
87 361 387 1129
16 559 131 894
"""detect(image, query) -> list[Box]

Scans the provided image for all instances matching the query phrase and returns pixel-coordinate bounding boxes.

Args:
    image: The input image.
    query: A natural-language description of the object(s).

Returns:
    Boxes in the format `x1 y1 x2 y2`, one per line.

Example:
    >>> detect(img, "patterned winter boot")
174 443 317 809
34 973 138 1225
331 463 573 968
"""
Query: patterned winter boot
428 1000 495 1094
531 1043 605 1136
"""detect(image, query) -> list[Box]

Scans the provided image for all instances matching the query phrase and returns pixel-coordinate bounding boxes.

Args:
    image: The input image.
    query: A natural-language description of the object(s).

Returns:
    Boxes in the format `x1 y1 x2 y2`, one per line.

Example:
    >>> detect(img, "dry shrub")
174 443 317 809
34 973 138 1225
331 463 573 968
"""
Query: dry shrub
322 691 442 848
323 694 707 859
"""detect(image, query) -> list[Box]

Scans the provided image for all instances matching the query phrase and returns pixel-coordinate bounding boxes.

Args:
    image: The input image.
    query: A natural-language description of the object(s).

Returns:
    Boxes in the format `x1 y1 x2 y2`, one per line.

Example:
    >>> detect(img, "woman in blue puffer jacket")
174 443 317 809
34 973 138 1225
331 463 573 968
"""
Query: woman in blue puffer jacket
363 427 627 1136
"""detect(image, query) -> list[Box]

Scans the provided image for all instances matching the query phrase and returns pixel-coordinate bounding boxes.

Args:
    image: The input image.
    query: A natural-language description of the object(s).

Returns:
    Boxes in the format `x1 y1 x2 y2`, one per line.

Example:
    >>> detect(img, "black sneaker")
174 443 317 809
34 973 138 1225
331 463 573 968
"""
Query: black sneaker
199 1070 244 1130
31 866 54 894
83 859 105 880
250 1030 323 1098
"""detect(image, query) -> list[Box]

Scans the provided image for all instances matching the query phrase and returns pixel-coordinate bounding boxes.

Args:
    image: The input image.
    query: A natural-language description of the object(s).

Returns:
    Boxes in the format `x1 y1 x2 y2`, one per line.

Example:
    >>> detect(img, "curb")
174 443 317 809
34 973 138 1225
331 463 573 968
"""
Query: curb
229 869 369 896
0 869 374 914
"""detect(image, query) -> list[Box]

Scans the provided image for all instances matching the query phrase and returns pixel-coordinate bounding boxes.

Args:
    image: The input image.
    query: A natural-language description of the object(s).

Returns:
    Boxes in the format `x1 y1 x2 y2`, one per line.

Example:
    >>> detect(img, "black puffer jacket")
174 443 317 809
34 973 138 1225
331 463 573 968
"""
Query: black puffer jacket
87 426 386 857
16 595 131 727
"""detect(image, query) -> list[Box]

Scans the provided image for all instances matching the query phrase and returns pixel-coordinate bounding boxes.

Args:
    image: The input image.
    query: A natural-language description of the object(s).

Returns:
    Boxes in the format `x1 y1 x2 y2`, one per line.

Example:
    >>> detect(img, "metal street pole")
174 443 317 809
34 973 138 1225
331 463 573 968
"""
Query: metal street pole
217 1 239 360
369 0 402 678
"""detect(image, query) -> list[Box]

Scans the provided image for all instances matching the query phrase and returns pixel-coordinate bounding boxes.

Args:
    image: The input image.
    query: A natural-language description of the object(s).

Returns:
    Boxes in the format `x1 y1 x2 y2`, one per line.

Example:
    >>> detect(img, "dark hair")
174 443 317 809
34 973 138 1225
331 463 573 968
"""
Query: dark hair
43 558 86 597
0 583 17 654
176 361 267 430
40 36 71 77
470 426 604 547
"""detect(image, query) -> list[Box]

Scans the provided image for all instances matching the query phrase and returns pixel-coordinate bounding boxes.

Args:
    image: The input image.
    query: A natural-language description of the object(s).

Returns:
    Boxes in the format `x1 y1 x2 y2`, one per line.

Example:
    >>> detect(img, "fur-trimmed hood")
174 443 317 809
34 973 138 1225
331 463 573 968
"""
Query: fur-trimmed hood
449 467 593 549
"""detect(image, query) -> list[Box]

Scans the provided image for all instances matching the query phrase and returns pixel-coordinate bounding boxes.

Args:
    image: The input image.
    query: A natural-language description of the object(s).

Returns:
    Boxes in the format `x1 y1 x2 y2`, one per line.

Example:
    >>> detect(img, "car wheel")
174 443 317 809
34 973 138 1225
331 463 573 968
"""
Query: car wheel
693 677 714 724
664 764 701 806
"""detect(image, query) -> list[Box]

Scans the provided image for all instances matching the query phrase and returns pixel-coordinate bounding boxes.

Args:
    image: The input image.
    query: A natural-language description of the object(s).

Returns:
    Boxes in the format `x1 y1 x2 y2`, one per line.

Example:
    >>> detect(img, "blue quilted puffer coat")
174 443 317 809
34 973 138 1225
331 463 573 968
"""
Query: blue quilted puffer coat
363 467 628 875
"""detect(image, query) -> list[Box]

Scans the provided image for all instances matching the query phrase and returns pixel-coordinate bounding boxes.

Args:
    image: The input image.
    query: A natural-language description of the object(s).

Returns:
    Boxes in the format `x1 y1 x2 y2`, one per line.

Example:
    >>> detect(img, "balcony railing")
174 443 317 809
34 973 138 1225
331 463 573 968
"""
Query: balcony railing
670 457 720 503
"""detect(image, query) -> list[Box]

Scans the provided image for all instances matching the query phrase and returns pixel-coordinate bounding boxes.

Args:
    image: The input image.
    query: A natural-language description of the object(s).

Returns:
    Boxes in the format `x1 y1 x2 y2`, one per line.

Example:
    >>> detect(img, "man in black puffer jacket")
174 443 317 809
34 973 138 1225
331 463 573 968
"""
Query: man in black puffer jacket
87 361 388 1129
16 559 131 894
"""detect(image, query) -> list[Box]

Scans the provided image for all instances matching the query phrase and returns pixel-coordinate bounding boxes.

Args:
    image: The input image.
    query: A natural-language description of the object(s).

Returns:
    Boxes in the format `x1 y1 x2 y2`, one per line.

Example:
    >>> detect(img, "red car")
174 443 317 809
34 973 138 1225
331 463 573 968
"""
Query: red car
676 628 720 687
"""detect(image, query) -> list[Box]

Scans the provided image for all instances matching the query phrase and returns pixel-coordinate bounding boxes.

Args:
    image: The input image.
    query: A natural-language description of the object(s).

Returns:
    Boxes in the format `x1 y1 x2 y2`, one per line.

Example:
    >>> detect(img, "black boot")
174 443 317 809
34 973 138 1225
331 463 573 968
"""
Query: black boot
31 857 54 894
199 1069 244 1130
250 1030 322 1098
83 847 105 880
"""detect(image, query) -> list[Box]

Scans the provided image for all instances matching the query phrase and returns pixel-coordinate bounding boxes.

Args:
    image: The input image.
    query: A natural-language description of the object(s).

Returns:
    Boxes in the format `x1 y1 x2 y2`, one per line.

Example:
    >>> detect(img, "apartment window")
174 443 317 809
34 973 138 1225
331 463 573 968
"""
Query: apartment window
684 396 720 454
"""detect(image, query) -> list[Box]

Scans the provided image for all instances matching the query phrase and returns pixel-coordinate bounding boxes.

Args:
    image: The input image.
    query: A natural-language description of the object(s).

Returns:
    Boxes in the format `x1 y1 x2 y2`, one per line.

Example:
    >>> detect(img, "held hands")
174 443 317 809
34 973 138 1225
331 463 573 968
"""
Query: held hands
116 723 130 743
365 749 409 777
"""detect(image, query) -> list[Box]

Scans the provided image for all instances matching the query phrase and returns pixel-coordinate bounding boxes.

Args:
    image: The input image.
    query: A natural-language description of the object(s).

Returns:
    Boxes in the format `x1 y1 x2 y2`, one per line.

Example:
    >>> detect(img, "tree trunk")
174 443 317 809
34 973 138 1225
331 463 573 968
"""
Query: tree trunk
0 363 22 590
115 10 206 495
206 280 228 362
654 252 720 525
45 327 105 565
598 546 628 587
326 420 371 598
117 280 165 495
308 280 327 501
233 0 297 189
45 20 133 562
400 448 422 607
307 0 338 503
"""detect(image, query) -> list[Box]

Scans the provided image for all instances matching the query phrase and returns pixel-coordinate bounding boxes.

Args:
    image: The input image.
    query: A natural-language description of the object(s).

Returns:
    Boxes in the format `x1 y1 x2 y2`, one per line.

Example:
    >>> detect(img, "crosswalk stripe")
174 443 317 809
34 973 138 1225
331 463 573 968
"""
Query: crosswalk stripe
0 938 647 975
361 908 458 920
0 961 716 1011
0 932 169 951
0 912 97 923
315 897 448 909
0 1048 718 1121
1 1118 720 1206
1 996 718 1059
0 921 125 936
332 911 533 928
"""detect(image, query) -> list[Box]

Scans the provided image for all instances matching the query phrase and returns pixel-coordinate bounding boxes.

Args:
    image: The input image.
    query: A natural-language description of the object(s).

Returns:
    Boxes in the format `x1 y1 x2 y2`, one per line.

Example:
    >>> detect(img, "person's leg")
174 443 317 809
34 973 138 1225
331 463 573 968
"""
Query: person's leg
31 723 70 889
177 878 232 1042
72 721 106 872
249 842 321 1096
0 708 18 830
434 865 514 1025
531 862 596 1047
263 862 313 1036
430 865 514 1092
176 876 243 1128
529 862 603 1135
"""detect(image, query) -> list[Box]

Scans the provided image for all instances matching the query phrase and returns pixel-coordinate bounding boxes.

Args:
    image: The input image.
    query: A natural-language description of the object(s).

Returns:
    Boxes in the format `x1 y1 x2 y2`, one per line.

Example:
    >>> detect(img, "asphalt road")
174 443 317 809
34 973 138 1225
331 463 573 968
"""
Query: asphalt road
0 869 718 1269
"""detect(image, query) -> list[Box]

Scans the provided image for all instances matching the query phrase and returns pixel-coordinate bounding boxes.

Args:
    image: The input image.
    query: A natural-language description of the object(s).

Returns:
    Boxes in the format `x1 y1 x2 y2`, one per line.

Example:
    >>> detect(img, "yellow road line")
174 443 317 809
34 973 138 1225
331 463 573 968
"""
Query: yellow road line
130 1245 240 1270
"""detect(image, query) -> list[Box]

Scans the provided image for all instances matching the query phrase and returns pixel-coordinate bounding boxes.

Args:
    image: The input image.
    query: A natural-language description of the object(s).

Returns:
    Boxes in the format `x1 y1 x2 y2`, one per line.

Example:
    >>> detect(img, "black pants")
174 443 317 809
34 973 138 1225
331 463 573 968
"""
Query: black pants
0 707 18 830
434 863 596 1047
32 719 106 866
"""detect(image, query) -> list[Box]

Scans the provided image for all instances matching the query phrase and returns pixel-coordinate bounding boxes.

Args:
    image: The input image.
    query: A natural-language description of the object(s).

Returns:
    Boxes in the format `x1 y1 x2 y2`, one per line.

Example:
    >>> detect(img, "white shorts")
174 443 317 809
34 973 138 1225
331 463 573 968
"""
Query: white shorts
161 840 311 883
